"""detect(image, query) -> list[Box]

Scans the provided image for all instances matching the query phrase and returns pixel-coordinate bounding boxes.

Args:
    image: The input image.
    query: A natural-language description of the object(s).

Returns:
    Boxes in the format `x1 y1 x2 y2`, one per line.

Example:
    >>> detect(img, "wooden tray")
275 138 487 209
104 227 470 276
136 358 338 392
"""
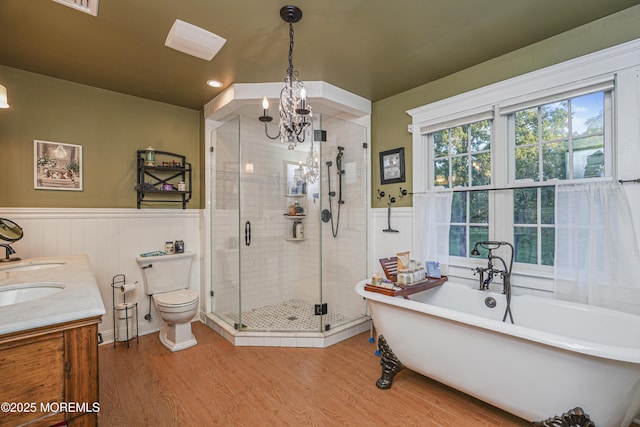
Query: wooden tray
379 257 398 282
365 276 448 297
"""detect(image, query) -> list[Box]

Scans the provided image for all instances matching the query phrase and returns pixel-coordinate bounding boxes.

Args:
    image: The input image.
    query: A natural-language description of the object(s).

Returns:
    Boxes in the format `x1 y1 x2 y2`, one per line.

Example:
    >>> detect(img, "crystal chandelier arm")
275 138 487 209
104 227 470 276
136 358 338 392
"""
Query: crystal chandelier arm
263 121 280 140
295 122 310 143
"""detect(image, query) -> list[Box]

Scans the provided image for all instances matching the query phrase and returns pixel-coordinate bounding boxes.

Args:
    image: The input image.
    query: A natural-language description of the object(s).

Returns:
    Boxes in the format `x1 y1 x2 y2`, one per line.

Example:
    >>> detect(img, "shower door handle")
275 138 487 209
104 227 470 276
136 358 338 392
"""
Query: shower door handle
245 220 251 246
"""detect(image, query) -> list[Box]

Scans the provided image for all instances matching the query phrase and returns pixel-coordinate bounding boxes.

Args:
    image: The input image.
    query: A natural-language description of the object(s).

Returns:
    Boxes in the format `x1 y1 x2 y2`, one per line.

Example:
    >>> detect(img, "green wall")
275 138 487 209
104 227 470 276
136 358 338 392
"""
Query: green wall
371 5 640 208
0 65 201 208
3 5 640 211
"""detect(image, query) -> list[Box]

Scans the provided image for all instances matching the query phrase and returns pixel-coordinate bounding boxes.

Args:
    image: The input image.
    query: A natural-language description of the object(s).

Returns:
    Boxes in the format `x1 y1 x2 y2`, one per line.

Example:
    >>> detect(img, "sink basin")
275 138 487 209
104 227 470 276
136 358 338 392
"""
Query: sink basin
0 282 65 307
0 261 67 272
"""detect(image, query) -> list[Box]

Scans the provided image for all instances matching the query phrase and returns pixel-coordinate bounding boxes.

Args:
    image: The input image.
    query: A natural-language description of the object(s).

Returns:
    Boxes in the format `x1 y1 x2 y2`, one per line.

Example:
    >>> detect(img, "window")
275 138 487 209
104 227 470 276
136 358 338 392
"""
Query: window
512 91 606 182
432 120 492 188
428 119 491 258
509 90 609 266
513 187 555 265
424 91 611 267
410 42 640 291
449 191 489 258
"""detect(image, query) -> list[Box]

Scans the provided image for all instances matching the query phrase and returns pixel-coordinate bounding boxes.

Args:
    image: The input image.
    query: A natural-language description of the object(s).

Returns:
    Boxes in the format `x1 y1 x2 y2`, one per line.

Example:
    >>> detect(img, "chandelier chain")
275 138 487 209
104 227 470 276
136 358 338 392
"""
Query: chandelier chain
288 22 295 80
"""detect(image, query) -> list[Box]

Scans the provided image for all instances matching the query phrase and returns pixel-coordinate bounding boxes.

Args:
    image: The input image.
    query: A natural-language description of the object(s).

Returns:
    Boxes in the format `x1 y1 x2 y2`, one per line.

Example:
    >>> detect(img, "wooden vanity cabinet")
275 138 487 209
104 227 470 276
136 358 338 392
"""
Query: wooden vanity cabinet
0 317 101 427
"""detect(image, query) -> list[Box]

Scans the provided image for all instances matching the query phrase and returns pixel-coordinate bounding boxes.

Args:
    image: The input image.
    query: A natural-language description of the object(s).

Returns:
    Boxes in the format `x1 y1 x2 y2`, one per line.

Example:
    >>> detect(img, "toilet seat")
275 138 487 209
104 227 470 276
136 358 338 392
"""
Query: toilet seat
154 289 198 308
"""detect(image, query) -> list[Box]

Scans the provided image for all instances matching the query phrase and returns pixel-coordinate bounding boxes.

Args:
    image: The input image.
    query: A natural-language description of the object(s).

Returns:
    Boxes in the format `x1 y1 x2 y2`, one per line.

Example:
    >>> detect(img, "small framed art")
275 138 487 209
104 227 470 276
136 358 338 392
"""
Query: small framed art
34 140 83 191
379 147 405 185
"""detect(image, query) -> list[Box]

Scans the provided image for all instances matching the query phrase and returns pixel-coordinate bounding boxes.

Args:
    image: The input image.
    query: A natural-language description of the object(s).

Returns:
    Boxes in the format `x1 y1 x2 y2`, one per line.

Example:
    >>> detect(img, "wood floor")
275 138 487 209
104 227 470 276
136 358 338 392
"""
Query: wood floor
96 322 587 426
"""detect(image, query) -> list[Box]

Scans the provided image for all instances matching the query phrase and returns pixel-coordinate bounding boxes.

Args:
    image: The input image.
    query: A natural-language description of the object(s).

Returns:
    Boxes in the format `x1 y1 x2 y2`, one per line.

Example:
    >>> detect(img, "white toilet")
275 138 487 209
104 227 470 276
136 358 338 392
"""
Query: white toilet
136 251 198 352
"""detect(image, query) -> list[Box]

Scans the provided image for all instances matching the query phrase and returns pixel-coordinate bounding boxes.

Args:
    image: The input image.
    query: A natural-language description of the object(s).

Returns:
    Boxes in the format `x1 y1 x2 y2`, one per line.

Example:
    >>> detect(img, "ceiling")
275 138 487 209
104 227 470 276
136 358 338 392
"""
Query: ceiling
1 0 639 110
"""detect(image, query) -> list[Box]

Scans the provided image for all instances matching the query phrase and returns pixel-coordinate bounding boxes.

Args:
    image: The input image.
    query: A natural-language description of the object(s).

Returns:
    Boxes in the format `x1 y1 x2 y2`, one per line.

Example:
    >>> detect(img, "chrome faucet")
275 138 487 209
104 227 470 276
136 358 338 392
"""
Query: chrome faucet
0 243 16 261
470 241 515 323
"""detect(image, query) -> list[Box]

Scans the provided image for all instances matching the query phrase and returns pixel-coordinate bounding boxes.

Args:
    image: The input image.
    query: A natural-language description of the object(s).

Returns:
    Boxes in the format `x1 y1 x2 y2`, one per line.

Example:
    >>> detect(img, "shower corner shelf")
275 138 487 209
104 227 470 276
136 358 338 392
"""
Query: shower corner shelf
285 237 306 242
285 193 306 197
136 150 192 209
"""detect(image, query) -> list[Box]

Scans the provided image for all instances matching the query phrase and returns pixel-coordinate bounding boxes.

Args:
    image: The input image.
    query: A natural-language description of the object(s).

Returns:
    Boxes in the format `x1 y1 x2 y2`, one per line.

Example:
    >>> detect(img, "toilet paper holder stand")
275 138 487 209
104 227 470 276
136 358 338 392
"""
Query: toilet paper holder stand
111 273 139 348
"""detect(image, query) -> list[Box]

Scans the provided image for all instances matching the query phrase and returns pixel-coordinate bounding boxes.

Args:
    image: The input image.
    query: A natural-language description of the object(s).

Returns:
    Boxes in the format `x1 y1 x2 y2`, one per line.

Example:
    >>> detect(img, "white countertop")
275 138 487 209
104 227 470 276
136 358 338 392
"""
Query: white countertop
0 255 106 336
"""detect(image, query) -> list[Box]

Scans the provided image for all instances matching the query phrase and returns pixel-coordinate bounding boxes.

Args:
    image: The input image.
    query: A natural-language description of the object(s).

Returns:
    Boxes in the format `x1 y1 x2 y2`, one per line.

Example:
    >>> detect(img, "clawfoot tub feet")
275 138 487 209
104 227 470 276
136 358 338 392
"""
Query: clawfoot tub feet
533 407 595 427
375 335 404 389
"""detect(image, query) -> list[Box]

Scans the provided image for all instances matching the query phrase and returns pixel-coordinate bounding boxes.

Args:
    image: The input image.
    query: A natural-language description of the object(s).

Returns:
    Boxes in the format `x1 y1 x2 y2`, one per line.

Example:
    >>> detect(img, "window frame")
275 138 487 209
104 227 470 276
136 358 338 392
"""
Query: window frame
407 42 637 293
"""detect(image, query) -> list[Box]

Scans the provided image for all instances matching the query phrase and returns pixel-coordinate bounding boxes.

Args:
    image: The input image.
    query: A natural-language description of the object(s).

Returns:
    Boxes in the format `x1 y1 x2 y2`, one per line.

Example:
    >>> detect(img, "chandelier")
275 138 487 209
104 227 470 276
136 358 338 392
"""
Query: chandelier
259 5 312 150
302 137 319 184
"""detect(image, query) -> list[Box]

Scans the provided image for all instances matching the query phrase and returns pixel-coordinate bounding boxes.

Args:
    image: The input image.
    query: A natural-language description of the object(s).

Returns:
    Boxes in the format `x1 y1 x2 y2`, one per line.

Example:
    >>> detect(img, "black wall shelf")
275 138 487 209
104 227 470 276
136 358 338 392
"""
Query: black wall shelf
136 150 192 209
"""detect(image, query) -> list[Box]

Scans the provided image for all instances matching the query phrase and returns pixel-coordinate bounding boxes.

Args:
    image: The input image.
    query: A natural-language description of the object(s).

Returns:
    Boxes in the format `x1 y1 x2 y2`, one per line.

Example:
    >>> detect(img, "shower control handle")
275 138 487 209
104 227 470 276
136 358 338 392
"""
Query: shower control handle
245 220 251 246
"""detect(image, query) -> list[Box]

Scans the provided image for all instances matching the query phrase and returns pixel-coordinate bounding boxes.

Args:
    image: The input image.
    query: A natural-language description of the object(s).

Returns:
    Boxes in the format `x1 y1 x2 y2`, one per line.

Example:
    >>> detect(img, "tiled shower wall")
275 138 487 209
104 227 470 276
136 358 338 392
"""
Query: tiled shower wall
209 114 368 327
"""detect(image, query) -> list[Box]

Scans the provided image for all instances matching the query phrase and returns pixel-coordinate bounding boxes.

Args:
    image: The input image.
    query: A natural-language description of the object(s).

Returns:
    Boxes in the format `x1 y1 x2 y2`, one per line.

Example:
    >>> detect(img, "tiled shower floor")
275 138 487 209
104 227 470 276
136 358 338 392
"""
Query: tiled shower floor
226 299 349 331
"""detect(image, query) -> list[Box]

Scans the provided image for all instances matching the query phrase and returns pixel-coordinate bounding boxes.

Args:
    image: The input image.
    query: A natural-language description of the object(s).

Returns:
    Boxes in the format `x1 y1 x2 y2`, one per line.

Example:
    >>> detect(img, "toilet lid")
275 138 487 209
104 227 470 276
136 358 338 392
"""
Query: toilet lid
154 289 198 306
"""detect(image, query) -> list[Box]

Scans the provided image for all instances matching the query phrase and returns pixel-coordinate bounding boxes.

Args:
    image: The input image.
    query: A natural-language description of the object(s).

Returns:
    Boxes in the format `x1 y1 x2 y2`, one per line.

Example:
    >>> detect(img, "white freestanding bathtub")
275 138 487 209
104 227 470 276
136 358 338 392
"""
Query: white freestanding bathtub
355 280 640 427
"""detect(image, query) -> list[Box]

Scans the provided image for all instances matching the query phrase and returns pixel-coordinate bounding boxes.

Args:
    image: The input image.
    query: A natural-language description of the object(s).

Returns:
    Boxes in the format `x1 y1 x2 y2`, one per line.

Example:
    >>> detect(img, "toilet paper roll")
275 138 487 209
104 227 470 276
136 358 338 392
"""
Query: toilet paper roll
120 282 137 294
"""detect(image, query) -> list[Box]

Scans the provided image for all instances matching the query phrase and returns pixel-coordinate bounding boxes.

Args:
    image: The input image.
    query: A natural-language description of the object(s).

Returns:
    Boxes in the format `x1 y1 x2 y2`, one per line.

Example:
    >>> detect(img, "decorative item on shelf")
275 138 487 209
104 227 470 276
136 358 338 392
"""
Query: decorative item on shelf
177 181 186 191
161 160 183 168
293 220 304 239
258 5 312 150
162 183 173 191
135 182 155 191
174 240 184 253
145 146 155 166
165 241 175 254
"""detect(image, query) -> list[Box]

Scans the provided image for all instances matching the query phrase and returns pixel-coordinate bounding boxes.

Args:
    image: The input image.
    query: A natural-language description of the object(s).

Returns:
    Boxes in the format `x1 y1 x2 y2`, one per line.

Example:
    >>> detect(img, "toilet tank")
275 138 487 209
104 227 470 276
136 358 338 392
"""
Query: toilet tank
135 252 195 296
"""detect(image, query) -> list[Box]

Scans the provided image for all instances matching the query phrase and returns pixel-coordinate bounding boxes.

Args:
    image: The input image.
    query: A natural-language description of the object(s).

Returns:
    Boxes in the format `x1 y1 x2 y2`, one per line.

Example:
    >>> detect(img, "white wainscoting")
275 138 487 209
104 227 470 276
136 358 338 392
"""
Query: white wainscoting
369 207 413 276
0 208 202 344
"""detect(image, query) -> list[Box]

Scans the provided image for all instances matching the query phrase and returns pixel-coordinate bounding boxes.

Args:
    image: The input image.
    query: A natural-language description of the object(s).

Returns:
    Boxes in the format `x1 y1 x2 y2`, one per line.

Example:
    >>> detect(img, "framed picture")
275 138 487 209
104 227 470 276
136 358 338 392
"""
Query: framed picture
34 140 83 191
379 147 405 185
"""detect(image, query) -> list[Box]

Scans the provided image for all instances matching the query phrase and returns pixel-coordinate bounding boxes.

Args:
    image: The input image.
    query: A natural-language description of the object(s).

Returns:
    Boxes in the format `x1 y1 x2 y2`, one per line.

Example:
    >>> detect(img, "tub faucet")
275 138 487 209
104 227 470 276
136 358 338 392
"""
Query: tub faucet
471 241 515 323
0 243 16 261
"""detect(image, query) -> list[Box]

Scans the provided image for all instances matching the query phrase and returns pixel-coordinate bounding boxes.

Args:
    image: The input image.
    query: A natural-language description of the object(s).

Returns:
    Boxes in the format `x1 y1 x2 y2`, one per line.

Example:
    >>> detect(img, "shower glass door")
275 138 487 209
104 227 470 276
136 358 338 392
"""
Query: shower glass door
210 117 241 329
319 116 369 331
211 115 322 332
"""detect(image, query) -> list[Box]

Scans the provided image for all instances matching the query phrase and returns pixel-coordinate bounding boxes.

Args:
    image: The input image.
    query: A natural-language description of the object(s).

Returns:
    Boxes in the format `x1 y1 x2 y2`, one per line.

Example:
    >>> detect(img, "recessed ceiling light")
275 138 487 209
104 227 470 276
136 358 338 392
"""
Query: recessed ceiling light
206 80 223 88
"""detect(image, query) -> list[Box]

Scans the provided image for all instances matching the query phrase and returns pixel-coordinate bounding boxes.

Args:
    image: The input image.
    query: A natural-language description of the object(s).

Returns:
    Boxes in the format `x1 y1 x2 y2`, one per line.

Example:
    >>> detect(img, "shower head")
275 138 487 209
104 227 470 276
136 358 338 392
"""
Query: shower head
326 160 333 167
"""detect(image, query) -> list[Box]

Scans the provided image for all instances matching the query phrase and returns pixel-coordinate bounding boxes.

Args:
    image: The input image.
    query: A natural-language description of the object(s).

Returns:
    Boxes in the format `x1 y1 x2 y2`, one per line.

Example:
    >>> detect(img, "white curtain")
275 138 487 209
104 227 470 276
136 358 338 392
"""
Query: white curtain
555 181 640 314
413 191 453 266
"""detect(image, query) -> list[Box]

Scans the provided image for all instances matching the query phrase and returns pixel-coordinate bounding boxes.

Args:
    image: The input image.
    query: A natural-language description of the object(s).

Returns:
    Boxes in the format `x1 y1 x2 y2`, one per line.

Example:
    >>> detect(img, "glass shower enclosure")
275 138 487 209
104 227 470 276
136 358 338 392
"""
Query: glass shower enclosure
209 113 368 336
